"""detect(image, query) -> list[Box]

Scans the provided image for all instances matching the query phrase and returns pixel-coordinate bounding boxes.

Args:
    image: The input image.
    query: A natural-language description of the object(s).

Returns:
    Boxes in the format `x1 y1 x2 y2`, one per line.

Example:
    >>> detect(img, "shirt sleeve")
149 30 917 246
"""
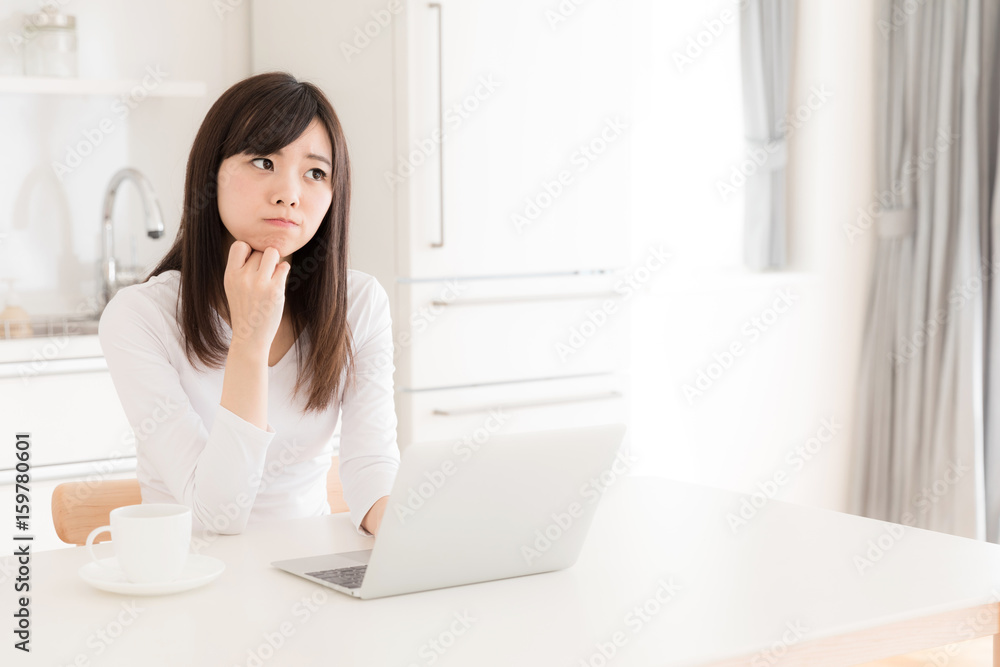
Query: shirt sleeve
98 286 277 535
338 278 401 536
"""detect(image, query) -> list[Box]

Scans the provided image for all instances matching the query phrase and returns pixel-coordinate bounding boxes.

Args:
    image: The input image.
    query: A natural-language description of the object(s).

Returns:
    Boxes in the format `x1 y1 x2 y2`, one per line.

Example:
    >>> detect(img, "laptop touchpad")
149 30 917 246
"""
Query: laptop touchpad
336 549 372 565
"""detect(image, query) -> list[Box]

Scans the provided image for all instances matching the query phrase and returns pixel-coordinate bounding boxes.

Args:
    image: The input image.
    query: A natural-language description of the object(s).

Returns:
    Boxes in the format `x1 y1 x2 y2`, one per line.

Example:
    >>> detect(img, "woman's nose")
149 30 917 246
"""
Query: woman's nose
270 172 300 207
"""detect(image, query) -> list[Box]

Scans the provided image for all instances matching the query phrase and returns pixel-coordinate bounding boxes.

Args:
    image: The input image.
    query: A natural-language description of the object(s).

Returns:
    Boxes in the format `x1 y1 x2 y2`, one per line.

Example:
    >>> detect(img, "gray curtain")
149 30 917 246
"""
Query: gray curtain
851 0 1000 540
739 0 795 270
983 1 1000 542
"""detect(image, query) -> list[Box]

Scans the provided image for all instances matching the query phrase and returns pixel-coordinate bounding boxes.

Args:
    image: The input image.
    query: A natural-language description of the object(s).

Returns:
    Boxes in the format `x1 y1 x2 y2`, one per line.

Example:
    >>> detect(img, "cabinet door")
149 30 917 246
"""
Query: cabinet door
400 0 632 278
0 363 135 468
394 273 630 390
395 372 630 454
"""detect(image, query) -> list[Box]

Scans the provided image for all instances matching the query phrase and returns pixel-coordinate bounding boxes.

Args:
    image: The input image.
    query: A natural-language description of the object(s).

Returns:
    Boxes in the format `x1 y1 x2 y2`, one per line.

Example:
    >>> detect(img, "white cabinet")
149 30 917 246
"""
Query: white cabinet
0 336 136 552
396 272 630 390
0 360 135 467
397 372 630 451
398 0 632 278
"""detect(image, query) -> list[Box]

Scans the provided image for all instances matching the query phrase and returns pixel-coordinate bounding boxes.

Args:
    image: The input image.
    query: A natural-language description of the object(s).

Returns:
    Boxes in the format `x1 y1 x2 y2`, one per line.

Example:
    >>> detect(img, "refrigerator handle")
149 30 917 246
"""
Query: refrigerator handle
432 391 624 416
430 292 624 307
429 1 445 249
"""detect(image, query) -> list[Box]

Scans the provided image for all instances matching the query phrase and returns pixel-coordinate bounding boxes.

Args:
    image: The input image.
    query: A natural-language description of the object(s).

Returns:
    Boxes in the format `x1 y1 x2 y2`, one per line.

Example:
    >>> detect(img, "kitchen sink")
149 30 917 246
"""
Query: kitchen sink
1 315 101 340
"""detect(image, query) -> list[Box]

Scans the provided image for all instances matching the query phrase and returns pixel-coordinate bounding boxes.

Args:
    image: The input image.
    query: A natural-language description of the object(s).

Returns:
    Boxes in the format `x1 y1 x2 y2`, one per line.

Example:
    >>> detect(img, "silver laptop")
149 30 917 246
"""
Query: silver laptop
271 422 628 600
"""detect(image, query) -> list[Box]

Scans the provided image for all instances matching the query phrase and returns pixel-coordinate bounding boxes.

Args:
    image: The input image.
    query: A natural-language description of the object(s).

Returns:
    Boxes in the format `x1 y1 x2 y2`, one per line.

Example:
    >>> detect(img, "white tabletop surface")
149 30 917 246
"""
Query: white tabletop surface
3 475 1000 666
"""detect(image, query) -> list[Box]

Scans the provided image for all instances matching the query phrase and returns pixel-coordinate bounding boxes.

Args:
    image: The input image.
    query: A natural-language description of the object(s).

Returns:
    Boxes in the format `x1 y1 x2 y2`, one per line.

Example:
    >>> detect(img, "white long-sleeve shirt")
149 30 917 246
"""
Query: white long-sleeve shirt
97 268 400 537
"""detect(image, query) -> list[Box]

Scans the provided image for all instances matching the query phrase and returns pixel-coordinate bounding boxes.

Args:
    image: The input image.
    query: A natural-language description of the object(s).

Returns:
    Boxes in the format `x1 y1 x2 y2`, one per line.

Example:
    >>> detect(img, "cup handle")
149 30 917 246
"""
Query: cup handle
85 525 114 568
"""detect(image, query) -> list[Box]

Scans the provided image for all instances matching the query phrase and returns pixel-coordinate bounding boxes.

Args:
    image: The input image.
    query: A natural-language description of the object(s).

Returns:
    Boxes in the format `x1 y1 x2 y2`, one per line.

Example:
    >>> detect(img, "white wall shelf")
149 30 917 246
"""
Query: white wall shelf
0 76 206 97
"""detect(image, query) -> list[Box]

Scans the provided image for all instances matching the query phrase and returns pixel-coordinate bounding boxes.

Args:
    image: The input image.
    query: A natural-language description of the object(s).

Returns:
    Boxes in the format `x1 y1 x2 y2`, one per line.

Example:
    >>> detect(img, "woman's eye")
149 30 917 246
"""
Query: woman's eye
308 168 327 181
250 157 273 170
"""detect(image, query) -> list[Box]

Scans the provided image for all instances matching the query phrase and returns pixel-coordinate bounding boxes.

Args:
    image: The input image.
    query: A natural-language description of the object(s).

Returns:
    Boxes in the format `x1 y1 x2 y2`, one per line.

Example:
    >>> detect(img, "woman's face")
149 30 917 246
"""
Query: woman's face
216 117 334 265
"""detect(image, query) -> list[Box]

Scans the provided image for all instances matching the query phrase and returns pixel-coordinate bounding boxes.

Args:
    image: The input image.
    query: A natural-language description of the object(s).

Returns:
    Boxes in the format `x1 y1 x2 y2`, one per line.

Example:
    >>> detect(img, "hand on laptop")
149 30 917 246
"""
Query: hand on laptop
361 496 389 537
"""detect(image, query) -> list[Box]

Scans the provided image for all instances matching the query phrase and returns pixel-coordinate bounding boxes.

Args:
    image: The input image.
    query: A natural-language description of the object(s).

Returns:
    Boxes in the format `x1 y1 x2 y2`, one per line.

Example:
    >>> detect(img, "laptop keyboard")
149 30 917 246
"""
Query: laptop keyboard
305 564 367 589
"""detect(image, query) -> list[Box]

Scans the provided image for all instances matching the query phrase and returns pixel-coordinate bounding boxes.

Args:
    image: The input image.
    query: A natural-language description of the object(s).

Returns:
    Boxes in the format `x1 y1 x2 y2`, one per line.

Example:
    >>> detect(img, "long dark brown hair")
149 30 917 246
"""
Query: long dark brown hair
146 71 355 414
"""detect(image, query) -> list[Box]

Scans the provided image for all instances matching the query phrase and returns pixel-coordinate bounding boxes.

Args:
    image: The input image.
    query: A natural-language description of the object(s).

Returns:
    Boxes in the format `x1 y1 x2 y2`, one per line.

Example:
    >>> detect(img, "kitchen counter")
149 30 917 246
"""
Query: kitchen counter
1 330 131 553
0 334 103 365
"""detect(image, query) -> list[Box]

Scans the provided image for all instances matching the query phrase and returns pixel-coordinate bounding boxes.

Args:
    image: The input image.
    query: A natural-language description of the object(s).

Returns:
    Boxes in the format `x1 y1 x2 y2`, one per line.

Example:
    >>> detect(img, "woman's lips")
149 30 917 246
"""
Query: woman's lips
264 218 296 228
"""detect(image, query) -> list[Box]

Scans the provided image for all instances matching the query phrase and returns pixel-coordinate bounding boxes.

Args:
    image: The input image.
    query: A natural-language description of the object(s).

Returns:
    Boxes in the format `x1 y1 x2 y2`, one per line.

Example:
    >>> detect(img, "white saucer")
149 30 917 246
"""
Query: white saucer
79 554 225 596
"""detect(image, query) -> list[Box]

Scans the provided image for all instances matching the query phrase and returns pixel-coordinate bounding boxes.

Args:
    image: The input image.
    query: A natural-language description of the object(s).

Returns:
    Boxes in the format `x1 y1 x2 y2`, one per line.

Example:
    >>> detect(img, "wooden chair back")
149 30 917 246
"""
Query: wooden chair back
52 456 349 545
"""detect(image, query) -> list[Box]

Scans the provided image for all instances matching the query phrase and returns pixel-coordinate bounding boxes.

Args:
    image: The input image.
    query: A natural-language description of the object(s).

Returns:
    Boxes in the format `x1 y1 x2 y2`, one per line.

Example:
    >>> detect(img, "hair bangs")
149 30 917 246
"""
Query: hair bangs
222 86 318 160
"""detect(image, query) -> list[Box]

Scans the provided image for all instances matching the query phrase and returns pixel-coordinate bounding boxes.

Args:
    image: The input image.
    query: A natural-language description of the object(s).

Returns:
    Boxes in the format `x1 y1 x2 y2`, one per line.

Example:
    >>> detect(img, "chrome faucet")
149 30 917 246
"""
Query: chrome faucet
100 168 165 310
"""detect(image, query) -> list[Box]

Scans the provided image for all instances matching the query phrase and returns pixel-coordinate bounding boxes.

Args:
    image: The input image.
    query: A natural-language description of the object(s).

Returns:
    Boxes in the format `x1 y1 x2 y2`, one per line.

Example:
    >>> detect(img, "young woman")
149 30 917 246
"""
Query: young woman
98 72 399 537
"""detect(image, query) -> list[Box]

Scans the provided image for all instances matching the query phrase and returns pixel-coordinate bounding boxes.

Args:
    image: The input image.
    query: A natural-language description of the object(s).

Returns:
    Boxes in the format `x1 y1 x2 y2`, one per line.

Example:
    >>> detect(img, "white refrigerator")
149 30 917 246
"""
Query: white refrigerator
251 0 633 452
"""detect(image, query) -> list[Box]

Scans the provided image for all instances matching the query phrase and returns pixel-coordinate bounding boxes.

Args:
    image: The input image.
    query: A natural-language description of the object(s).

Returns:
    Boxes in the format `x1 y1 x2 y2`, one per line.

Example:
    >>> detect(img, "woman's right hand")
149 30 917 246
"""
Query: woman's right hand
224 241 291 354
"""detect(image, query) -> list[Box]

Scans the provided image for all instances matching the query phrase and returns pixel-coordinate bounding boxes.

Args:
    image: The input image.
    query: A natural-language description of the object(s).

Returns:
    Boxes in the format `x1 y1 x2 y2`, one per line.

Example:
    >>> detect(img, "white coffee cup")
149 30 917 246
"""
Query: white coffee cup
86 504 192 584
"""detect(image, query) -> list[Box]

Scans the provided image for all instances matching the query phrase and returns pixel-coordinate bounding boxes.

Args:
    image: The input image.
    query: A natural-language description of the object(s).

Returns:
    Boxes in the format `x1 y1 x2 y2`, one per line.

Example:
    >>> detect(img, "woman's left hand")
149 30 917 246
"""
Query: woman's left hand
361 496 390 537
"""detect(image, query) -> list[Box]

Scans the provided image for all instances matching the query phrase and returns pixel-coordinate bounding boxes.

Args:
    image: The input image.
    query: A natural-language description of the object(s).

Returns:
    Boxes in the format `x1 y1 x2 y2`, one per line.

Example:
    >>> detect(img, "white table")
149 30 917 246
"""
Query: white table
3 476 1000 666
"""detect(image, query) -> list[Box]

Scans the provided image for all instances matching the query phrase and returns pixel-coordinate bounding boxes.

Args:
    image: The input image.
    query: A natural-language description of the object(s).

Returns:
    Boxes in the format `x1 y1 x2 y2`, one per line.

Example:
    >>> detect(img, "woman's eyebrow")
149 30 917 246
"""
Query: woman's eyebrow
306 153 332 167
272 147 332 168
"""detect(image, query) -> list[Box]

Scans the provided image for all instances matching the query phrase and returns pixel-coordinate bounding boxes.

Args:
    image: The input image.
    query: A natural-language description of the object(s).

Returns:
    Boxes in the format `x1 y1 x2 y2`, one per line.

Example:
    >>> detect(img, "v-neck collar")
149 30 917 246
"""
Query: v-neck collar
212 305 300 371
